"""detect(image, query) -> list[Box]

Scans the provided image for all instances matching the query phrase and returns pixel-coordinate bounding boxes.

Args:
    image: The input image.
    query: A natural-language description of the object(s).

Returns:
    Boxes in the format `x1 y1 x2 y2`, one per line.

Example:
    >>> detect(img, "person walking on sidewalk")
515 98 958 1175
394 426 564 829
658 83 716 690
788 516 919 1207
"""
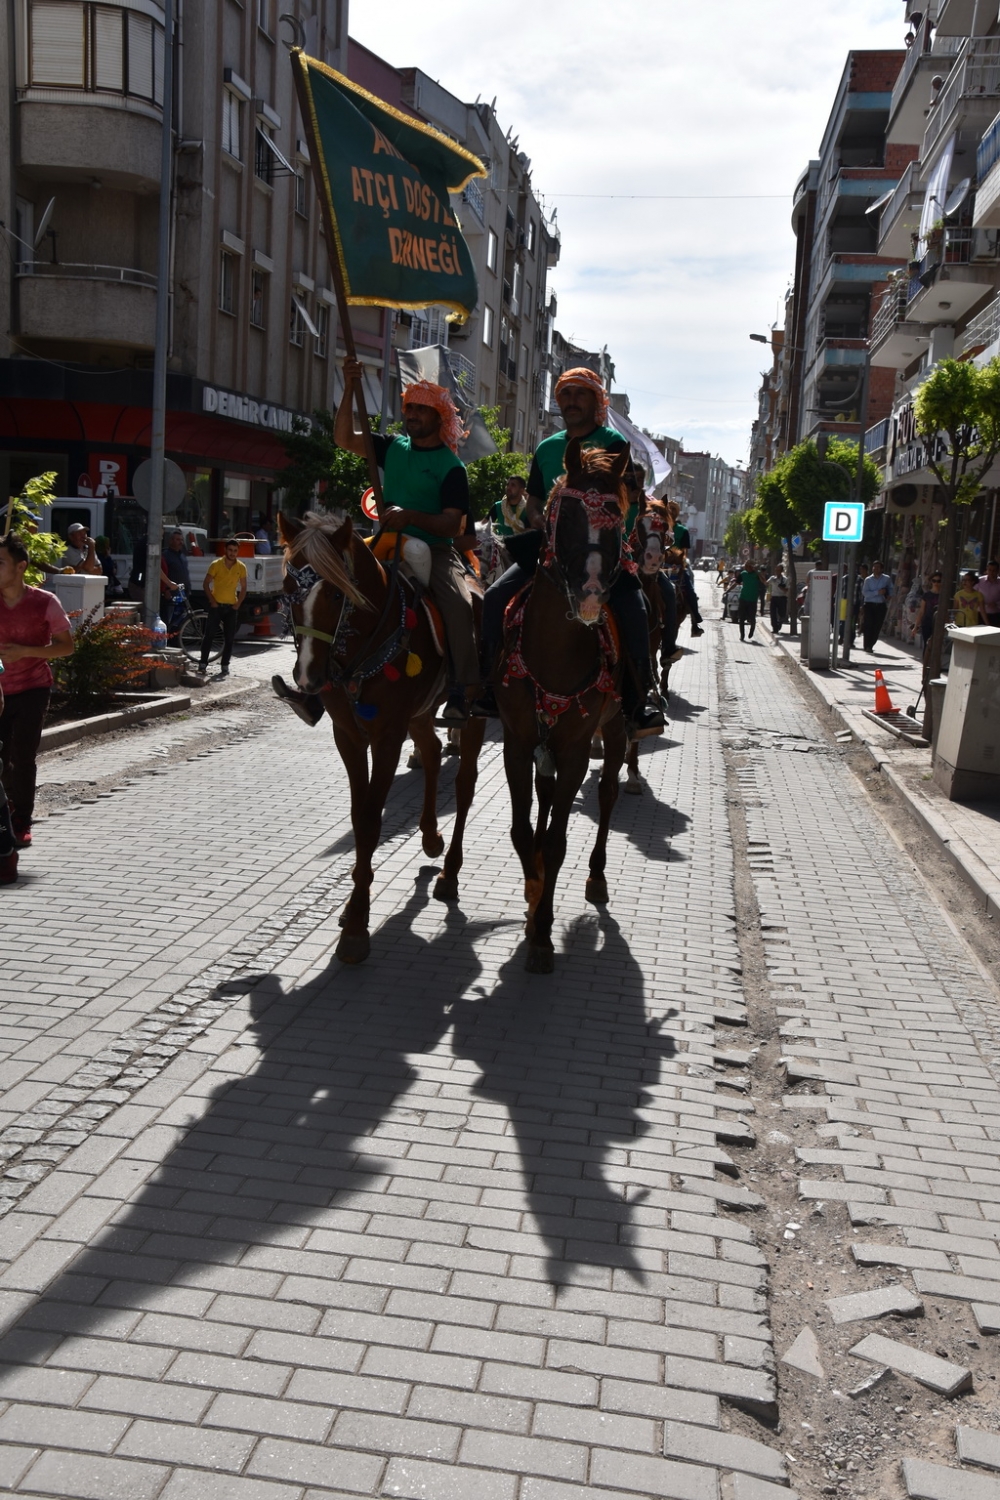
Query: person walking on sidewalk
910 571 941 658
199 539 247 679
737 564 763 641
766 565 788 635
976 559 1000 626
953 571 988 628
861 559 892 652
0 532 74 848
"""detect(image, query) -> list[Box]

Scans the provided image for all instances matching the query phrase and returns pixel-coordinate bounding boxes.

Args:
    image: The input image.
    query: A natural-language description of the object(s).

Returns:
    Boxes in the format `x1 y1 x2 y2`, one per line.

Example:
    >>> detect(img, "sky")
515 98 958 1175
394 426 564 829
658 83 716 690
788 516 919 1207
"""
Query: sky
349 0 904 468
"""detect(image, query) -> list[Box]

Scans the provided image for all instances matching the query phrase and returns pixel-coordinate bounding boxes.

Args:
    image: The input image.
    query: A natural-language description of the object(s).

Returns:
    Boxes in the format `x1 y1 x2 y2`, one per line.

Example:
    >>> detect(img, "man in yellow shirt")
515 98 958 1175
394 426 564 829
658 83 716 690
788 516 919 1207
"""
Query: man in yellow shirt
199 538 247 678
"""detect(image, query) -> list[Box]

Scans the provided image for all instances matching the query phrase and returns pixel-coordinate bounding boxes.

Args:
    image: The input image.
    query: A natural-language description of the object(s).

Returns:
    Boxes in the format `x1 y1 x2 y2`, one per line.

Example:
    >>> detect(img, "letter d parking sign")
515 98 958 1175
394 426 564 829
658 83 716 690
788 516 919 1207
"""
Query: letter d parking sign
822 501 864 544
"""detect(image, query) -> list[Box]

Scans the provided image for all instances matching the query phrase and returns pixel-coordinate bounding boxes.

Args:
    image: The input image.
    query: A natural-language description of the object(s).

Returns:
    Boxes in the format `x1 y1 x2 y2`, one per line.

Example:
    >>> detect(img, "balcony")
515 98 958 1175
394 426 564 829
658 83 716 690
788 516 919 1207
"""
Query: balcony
975 110 1000 228
459 178 485 231
887 25 965 145
905 226 998 323
447 350 476 395
956 291 1000 355
869 277 931 368
18 99 162 191
922 37 1000 167
864 417 891 462
16 262 157 348
877 161 924 259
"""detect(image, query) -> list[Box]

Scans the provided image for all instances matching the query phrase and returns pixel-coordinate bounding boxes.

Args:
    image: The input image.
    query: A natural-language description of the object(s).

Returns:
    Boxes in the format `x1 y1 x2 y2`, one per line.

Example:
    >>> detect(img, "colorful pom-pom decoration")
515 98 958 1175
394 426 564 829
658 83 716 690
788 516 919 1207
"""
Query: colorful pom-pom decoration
404 608 418 629
355 703 378 720
405 653 422 677
383 663 401 681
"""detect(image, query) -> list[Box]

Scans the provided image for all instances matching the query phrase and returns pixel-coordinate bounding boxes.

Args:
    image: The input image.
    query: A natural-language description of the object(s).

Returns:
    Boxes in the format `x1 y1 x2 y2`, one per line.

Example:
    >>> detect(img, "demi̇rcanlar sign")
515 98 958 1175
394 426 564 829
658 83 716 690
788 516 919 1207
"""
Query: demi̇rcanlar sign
291 52 485 322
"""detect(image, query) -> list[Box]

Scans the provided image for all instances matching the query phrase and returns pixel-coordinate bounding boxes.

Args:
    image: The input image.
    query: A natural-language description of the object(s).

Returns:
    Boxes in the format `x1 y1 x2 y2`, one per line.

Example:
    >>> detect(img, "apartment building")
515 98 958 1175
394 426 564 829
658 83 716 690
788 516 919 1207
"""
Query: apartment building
678 450 744 557
867 0 1000 565
1 0 350 535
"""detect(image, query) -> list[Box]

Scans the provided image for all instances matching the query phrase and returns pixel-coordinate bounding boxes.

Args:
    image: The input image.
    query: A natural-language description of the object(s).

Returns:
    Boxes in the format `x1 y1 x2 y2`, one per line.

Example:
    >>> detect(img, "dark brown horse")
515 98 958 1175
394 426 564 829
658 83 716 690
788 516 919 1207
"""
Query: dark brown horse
495 441 630 973
622 502 685 794
278 511 485 964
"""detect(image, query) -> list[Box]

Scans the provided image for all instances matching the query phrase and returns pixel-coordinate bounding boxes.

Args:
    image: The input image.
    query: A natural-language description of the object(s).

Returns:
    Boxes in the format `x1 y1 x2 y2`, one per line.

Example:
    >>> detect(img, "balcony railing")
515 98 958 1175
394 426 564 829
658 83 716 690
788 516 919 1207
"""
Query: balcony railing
871 278 910 346
461 178 485 226
447 350 476 393
923 37 1000 161
879 160 920 236
893 26 964 108
979 109 1000 183
957 292 1000 353
15 261 157 288
864 417 891 455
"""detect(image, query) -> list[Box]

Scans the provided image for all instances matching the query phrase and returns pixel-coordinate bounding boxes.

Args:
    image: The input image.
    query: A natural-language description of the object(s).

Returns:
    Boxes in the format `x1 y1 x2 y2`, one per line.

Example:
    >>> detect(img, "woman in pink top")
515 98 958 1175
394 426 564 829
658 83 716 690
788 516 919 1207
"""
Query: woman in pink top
979 560 1000 627
0 532 74 852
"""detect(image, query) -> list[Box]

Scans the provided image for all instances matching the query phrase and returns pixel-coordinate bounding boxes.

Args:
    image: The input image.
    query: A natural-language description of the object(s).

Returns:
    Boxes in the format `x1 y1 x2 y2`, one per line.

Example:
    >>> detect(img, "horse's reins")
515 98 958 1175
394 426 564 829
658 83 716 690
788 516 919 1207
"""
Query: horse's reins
542 485 626 617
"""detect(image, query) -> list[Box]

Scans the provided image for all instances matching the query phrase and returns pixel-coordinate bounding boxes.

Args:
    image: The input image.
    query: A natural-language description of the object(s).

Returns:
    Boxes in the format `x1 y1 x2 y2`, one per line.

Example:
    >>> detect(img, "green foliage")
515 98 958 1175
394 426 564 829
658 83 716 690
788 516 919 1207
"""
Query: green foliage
53 611 154 710
750 438 880 544
914 356 1000 505
281 406 527 524
464 406 529 520
723 509 749 557
5 472 65 586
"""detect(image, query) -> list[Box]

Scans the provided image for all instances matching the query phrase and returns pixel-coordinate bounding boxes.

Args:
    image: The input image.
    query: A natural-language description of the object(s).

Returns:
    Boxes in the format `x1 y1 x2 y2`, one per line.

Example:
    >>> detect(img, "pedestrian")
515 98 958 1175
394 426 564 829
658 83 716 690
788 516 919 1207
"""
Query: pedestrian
0 531 74 849
199 538 247 678
59 522 101 575
0 694 15 884
977 559 1000 626
160 529 191 642
766 564 788 634
489 475 528 538
737 563 763 641
861 559 892 652
910 571 942 657
669 514 704 637
254 519 273 556
95 536 125 600
953 570 988 628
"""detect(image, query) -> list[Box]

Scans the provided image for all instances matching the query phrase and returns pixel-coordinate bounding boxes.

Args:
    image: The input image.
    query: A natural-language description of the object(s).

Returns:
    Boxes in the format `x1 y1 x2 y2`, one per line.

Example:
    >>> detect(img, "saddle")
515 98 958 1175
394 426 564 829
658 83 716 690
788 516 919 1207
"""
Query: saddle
368 531 445 657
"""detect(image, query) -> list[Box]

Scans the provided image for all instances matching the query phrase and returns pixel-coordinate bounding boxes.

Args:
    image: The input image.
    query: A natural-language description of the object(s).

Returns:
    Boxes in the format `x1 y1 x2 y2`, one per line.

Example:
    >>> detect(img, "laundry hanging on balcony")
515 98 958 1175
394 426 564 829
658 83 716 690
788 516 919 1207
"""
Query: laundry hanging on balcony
290 51 485 323
918 134 956 257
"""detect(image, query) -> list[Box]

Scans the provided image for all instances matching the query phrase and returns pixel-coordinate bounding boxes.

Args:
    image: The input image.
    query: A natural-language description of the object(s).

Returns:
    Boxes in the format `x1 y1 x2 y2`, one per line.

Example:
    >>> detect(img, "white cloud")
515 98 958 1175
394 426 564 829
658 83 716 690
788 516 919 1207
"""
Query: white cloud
349 0 902 465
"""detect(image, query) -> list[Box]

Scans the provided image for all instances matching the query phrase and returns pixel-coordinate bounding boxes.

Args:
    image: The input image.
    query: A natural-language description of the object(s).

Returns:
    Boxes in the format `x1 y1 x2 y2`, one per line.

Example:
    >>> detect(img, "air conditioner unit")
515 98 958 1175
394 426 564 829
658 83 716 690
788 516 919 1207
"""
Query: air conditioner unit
884 482 939 514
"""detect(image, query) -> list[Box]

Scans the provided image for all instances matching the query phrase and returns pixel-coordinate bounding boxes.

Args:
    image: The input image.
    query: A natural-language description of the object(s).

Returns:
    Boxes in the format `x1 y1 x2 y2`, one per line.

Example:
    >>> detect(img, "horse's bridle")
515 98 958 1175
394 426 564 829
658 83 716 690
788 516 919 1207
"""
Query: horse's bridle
542 485 624 617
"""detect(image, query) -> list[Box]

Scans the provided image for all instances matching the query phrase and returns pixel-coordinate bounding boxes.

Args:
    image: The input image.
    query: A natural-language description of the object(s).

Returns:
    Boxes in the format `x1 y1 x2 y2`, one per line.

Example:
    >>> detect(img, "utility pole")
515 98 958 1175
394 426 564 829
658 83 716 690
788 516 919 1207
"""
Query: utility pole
144 0 175 627
841 352 871 666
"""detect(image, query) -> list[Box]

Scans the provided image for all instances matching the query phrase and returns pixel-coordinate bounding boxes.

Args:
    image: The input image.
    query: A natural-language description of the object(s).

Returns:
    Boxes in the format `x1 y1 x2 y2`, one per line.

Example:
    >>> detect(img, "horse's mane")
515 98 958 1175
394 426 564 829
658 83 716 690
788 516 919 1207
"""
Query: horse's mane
285 512 371 608
643 499 670 523
546 448 629 520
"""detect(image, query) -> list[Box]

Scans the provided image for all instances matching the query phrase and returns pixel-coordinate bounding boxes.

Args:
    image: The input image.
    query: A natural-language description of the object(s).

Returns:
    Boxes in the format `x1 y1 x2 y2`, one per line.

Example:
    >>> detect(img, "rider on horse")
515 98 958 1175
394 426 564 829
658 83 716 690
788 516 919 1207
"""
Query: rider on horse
472 368 665 738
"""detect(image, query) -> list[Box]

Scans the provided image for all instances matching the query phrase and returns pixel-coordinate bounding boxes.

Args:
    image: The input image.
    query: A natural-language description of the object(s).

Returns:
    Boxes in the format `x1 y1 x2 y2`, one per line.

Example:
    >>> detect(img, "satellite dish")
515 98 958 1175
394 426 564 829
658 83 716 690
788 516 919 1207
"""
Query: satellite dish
865 188 894 217
944 178 971 218
33 197 56 247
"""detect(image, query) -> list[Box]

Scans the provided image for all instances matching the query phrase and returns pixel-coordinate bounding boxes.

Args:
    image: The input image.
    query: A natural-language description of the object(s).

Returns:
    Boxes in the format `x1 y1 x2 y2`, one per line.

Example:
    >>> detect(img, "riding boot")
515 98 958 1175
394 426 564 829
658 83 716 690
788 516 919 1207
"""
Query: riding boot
656 573 679 663
271 675 325 727
610 575 665 737
469 560 531 718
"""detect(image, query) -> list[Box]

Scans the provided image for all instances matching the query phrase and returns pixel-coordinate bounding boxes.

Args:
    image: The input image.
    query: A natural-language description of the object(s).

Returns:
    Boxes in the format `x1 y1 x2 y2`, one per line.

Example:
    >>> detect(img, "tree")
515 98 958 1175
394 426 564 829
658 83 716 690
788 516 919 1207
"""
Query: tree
463 406 528 520
4 472 65 585
723 508 749 560
913 356 1000 736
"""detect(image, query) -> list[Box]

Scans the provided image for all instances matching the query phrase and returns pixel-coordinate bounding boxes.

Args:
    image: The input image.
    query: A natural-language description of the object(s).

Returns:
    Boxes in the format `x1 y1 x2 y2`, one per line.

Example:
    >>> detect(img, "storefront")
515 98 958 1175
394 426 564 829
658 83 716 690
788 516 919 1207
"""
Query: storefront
0 362 306 546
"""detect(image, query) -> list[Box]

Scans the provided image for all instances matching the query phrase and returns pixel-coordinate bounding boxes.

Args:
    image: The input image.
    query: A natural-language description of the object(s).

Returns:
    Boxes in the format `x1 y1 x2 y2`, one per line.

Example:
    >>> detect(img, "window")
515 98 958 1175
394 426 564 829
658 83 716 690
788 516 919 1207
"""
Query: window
515 410 525 446
219 251 236 315
289 298 305 347
520 340 529 379
486 229 498 273
314 303 329 358
527 219 536 255
511 262 521 317
257 0 272 33
524 282 533 321
222 91 242 160
254 126 273 184
482 305 494 348
250 268 266 328
295 169 307 217
28 1 164 103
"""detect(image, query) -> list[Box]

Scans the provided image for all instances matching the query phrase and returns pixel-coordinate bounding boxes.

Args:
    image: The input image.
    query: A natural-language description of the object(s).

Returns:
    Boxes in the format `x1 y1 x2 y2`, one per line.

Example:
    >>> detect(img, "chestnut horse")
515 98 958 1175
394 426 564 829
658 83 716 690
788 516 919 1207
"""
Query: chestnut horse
495 441 630 973
278 511 485 964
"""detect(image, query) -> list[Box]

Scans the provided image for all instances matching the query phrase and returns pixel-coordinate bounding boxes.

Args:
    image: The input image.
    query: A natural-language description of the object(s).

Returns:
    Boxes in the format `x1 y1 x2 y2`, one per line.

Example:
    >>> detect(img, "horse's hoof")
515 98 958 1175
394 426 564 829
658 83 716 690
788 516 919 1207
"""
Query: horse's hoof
422 831 445 858
586 876 609 905
433 876 459 902
623 777 643 796
336 931 370 965
526 944 554 974
406 751 422 770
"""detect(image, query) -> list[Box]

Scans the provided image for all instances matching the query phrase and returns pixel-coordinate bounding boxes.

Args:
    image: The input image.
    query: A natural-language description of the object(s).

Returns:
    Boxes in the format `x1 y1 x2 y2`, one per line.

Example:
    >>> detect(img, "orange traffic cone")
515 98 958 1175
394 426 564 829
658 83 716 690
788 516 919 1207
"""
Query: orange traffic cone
874 669 895 715
253 615 272 638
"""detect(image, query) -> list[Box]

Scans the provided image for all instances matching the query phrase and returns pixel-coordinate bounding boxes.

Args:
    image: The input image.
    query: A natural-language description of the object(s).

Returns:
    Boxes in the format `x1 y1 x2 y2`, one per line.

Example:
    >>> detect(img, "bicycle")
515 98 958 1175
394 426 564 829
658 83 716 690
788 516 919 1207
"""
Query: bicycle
169 588 223 666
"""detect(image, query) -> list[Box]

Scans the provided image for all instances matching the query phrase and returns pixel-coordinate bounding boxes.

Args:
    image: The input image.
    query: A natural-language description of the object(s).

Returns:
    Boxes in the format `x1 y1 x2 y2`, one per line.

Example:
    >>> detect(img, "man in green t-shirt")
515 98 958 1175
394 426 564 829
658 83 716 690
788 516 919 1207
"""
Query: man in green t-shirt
489 475 528 538
471 368 663 736
737 565 764 641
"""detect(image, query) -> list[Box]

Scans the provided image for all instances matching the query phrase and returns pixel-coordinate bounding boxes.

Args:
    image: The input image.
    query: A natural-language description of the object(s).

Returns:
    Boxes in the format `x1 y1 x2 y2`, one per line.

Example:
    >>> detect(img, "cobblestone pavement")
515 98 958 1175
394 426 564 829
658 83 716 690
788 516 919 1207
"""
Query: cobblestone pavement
0 597 996 1498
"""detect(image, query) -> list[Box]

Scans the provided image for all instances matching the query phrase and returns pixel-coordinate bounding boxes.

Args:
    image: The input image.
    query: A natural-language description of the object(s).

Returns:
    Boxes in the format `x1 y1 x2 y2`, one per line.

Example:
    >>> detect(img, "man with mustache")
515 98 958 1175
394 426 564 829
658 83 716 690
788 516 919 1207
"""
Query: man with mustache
472 368 664 737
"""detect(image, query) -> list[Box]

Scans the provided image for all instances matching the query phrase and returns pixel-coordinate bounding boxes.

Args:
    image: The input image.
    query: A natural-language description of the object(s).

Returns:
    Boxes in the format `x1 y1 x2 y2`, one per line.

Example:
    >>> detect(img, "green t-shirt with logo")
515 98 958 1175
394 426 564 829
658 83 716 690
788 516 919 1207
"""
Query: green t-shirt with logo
527 425 627 505
373 434 469 547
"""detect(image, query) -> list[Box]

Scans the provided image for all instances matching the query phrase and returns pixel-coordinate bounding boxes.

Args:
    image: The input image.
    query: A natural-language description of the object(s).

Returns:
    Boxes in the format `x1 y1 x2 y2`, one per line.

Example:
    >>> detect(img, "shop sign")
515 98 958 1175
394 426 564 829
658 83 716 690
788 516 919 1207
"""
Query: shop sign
77 454 127 498
202 385 304 433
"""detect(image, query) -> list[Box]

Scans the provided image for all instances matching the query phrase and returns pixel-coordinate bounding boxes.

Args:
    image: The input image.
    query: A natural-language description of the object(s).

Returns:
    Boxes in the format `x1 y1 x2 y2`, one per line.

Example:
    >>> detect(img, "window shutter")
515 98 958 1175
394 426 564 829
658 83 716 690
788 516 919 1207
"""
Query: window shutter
92 7 123 92
127 11 153 100
152 22 164 104
31 1 86 88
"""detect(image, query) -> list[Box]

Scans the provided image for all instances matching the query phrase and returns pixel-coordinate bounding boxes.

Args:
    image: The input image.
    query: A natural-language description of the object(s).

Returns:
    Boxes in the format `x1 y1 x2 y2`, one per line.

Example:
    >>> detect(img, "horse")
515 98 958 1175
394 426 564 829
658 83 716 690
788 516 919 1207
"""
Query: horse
494 440 631 973
620 502 686 795
277 511 485 965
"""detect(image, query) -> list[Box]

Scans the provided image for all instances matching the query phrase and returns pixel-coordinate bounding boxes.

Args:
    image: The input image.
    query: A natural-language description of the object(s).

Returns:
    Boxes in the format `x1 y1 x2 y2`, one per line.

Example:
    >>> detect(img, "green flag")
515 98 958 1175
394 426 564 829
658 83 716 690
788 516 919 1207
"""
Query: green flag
292 52 484 322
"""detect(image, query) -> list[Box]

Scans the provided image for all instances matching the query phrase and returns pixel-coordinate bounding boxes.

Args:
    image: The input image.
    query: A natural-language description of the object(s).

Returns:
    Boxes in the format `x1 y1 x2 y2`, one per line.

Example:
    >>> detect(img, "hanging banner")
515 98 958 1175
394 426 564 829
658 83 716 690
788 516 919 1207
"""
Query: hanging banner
291 52 484 321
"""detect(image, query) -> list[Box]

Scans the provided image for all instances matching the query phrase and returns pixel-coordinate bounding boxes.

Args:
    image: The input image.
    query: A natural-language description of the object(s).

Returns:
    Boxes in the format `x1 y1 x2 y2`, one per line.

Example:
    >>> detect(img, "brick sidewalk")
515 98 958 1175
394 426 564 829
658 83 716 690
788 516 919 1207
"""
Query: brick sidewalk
0 619 787 1497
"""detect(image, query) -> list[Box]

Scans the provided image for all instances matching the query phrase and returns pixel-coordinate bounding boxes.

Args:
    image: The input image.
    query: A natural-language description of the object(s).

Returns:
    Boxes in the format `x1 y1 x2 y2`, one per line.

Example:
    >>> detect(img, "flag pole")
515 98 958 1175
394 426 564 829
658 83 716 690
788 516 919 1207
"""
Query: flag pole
290 51 385 522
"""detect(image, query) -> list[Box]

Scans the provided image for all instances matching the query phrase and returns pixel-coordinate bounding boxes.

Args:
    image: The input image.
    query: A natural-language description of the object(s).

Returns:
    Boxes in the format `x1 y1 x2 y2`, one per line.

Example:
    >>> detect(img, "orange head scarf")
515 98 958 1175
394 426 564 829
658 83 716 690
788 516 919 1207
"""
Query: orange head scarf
555 366 609 424
401 380 468 454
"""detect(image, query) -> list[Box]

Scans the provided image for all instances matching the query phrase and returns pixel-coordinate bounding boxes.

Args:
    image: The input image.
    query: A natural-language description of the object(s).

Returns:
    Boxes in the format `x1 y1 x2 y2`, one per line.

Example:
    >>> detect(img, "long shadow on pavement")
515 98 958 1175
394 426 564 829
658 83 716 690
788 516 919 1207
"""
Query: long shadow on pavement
0 871 671 1387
